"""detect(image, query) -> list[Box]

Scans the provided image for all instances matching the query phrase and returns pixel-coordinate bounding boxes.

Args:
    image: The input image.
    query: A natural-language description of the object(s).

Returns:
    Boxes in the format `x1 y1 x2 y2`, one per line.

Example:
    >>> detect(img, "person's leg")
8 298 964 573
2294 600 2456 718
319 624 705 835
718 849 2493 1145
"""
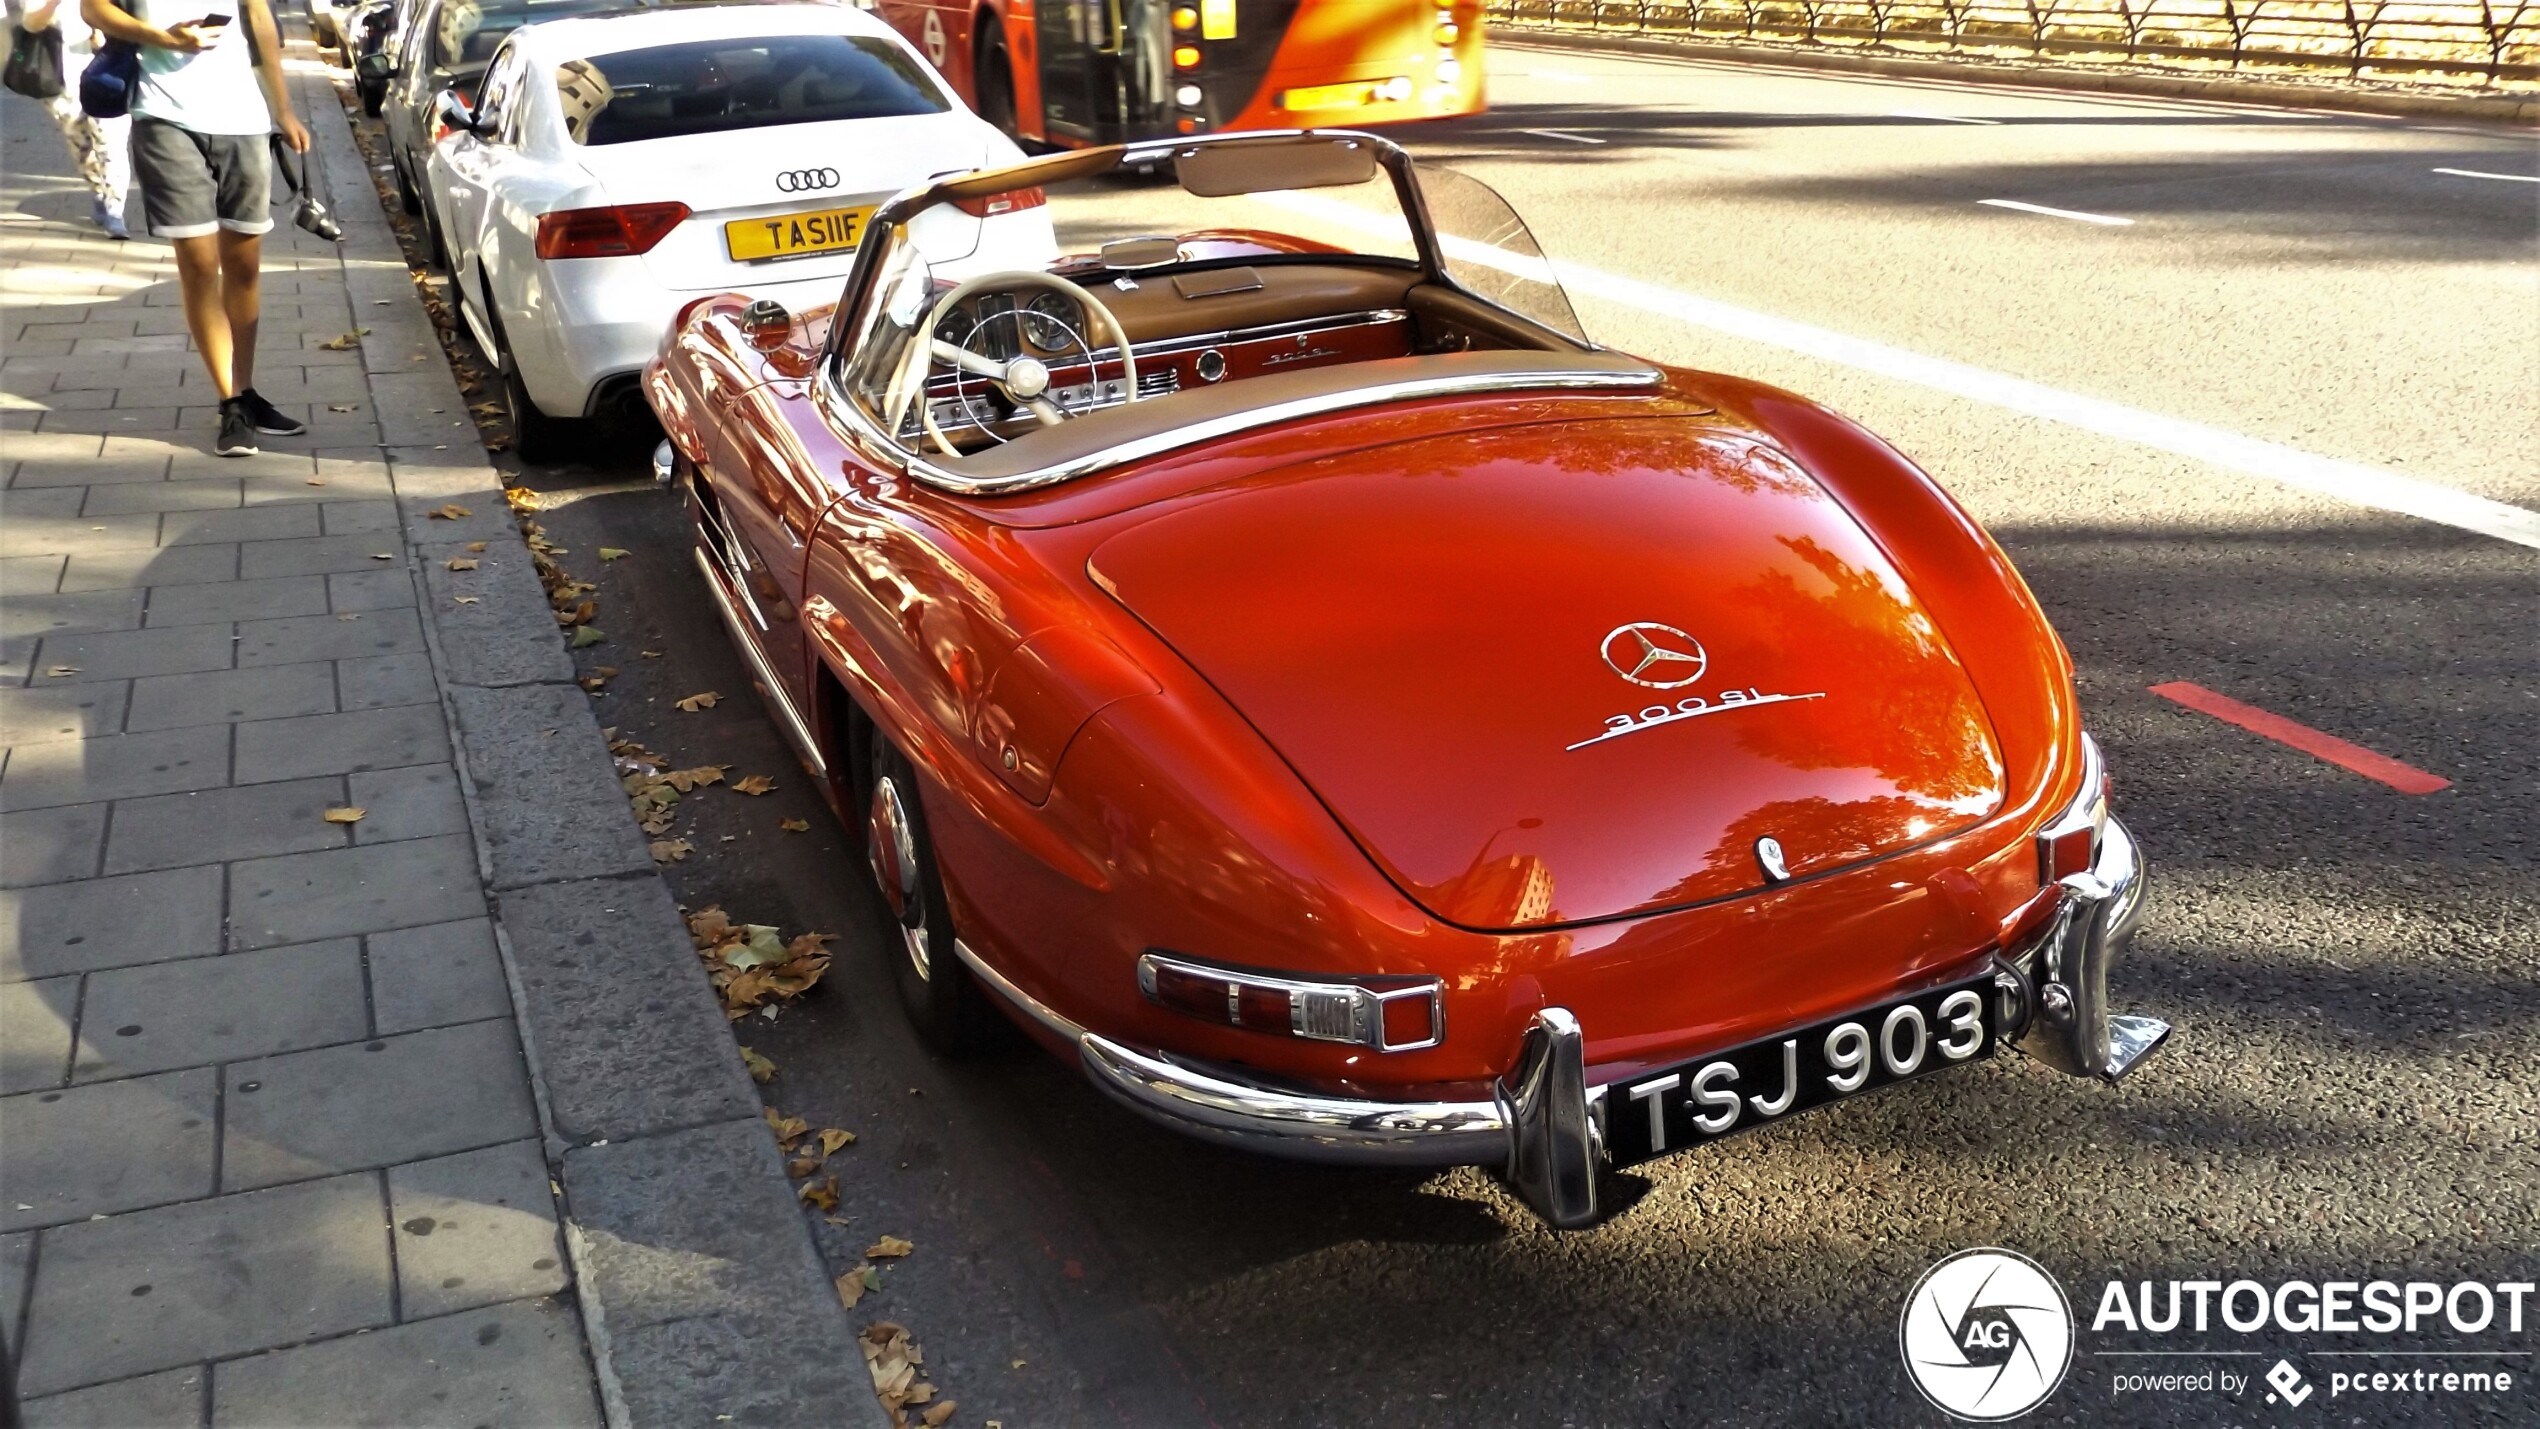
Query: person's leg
45 95 122 235
95 114 134 222
217 230 262 393
171 234 239 399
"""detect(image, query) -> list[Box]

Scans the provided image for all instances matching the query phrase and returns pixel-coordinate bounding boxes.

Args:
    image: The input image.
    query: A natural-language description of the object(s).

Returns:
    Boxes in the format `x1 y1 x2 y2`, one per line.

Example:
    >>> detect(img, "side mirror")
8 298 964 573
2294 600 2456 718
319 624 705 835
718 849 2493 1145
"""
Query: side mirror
357 51 391 80
432 87 478 136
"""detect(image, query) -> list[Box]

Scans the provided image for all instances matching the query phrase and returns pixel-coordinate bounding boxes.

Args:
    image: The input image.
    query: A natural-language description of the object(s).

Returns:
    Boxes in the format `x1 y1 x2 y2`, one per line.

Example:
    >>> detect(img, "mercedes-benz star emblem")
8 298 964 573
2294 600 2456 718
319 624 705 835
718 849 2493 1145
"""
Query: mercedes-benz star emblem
774 168 841 194
1600 622 1708 689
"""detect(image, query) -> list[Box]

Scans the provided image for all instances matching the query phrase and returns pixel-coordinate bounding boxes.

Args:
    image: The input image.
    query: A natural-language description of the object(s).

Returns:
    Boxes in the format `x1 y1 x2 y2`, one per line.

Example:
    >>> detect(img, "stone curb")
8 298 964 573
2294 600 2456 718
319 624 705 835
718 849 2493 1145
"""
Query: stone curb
293 64 876 1429
1496 31 2540 125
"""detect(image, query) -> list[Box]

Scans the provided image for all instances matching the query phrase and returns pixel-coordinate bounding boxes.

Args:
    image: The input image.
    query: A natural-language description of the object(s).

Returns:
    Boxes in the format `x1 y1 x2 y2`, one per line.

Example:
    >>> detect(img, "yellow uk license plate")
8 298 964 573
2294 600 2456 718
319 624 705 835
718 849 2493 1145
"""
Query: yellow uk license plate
1278 81 1376 112
724 205 873 263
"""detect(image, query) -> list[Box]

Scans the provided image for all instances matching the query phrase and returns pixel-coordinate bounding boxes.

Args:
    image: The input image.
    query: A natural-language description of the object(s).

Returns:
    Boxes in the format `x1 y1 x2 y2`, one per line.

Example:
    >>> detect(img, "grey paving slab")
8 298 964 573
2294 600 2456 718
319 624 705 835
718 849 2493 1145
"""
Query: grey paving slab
141 575 329 627
234 704 448 784
236 607 424 667
320 500 401 536
345 761 469 844
209 1298 600 1429
0 589 147 642
244 468 389 505
106 776 348 875
387 1140 568 1319
496 876 758 1143
0 801 105 888
56 543 236 592
334 651 438 709
0 725 231 812
25 624 233 685
1 1229 28 1359
564 1120 869 1424
0 1069 218 1231
161 448 317 487
15 1172 391 1395
0 488 85 520
324 567 415 613
226 833 483 950
0 865 225 979
369 918 510 1035
73 940 367 1083
125 662 336 732
450 685 651 889
0 974 77 1093
234 533 407 581
219 1018 536 1192
0 682 129 745
22 1366 208 1429
417 545 575 688
159 504 321 548
80 480 242 517
0 555 66 596
0 515 161 560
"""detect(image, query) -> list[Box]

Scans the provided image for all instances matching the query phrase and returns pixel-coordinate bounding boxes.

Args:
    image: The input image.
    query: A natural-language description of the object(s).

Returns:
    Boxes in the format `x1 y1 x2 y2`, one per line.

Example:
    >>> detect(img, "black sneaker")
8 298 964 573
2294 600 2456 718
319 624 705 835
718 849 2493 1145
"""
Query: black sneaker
235 388 307 437
215 399 260 457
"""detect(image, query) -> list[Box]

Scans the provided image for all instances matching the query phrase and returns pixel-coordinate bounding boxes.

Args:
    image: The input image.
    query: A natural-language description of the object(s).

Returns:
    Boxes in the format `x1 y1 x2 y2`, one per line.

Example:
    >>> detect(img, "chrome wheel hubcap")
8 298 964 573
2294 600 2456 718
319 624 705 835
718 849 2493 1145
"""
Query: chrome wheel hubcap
867 776 929 981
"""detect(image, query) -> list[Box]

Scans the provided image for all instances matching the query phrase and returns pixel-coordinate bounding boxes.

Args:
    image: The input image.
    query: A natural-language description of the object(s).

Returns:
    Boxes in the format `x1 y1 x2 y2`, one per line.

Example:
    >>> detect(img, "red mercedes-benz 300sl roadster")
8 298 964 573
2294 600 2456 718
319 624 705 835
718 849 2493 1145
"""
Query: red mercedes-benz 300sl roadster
644 131 2166 1228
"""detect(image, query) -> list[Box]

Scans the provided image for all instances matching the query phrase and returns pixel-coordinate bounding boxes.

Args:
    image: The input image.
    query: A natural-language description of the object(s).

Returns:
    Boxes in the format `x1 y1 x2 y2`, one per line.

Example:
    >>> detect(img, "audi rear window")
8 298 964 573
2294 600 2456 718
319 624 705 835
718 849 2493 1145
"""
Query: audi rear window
555 35 951 146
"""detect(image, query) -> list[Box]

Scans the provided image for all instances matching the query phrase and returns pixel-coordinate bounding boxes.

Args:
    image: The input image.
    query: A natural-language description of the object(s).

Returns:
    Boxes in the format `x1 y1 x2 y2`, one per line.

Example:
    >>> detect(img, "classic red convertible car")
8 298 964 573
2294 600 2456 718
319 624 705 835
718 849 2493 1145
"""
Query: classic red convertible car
644 131 2166 1228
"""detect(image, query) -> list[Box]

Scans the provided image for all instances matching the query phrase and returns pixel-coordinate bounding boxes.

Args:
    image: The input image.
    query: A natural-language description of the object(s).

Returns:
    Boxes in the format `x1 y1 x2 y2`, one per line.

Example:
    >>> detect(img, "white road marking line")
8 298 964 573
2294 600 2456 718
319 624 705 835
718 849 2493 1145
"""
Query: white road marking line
1251 188 2540 551
1978 198 2135 226
1523 128 1605 144
1524 70 1593 83
1891 110 2001 124
2431 167 2540 184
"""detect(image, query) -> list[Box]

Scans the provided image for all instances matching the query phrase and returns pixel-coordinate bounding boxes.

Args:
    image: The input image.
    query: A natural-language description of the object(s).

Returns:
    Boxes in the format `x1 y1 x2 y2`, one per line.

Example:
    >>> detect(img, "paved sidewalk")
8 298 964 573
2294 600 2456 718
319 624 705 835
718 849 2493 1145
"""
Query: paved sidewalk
3 45 861 1429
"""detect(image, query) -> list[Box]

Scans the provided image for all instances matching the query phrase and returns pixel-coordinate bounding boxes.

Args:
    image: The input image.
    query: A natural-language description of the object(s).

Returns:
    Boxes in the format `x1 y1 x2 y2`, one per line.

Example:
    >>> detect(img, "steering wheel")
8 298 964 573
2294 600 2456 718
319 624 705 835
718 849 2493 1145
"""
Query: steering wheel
888 270 1140 458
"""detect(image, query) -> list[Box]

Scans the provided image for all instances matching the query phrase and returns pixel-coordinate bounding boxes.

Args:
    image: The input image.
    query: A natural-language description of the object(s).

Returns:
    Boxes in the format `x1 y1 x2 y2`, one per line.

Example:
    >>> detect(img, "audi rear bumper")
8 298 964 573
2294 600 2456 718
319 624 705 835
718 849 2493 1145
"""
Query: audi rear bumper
1025 817 2161 1230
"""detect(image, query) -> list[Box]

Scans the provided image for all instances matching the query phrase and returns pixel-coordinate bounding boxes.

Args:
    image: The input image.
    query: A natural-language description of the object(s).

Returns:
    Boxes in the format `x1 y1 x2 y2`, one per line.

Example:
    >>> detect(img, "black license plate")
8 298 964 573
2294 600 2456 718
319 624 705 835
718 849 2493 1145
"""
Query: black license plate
1601 975 1998 1166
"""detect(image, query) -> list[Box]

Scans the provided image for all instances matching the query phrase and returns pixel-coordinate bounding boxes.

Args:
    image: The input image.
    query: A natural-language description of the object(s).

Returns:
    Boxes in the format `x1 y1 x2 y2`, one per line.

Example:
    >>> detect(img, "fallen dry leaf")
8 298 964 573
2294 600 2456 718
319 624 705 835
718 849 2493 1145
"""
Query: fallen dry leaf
648 838 692 864
798 1175 839 1212
453 596 480 605
675 691 721 712
570 626 605 648
445 557 479 571
429 503 472 520
599 546 630 561
466 540 488 552
780 818 810 833
819 1127 855 1155
738 1045 776 1083
732 774 777 796
762 1107 809 1146
369 552 394 561
327 403 357 413
306 478 326 486
837 1268 869 1309
322 806 366 824
316 328 371 350
920 1402 957 1428
640 649 664 658
866 1235 914 1260
43 665 79 677
787 1155 821 1179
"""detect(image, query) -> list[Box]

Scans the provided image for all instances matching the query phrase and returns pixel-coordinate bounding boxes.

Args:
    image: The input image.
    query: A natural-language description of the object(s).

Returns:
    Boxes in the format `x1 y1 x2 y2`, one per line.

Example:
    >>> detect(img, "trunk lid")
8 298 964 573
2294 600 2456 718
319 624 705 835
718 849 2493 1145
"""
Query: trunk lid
1087 418 2007 931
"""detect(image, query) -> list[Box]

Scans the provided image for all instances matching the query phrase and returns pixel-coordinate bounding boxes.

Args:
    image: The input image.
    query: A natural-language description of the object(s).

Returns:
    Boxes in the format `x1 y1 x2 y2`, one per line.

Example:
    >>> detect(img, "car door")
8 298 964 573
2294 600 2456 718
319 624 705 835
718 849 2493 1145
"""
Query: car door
697 367 839 703
437 43 527 320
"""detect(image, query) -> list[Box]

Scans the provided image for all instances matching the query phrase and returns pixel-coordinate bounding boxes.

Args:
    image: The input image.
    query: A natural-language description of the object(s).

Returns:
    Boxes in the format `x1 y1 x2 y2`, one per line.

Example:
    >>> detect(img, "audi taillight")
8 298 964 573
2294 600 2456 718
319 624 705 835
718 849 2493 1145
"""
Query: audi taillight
1137 952 1443 1053
953 186 1046 219
534 202 690 260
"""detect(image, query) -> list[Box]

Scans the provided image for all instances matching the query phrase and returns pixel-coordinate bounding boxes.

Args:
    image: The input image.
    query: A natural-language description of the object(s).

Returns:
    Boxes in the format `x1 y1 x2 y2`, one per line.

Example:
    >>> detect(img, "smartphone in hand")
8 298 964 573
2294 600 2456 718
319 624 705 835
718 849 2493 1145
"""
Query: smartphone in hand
197 12 233 25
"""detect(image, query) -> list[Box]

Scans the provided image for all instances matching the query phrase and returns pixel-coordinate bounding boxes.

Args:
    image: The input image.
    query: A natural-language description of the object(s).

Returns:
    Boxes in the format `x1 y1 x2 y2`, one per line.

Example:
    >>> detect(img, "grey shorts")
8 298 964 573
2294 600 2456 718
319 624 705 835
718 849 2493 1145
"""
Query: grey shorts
131 118 272 239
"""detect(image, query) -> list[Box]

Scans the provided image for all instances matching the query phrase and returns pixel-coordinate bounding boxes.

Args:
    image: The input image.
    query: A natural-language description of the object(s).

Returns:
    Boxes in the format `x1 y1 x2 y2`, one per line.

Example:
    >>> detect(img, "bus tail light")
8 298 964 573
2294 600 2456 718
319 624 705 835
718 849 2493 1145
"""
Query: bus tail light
1138 952 1443 1053
953 186 1046 218
534 202 689 259
1172 44 1201 68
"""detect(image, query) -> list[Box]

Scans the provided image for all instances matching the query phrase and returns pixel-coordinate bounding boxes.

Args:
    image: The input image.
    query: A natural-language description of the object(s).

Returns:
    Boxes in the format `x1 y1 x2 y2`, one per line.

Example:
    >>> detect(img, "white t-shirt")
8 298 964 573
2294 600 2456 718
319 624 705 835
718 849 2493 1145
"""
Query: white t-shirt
126 0 273 136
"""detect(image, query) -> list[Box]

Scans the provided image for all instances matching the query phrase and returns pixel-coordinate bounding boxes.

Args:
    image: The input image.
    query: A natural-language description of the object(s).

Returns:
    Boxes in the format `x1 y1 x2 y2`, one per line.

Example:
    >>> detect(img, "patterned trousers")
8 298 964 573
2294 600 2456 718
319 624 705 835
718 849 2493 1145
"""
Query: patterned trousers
44 91 129 210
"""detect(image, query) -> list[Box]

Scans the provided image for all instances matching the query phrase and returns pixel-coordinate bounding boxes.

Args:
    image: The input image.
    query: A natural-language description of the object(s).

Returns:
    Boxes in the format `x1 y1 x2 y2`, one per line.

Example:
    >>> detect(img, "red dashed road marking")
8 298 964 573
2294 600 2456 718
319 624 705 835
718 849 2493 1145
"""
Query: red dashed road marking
2149 682 2451 795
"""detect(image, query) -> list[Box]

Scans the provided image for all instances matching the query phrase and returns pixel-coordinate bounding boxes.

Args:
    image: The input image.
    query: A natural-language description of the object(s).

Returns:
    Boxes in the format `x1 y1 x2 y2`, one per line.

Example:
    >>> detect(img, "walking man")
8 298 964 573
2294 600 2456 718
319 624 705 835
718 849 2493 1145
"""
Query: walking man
81 0 310 456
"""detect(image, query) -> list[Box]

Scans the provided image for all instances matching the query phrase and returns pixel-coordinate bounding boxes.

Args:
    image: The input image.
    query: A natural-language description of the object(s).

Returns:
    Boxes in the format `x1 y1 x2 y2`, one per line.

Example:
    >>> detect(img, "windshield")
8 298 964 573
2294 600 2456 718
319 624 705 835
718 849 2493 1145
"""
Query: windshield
555 34 951 146
831 132 1606 479
431 0 617 74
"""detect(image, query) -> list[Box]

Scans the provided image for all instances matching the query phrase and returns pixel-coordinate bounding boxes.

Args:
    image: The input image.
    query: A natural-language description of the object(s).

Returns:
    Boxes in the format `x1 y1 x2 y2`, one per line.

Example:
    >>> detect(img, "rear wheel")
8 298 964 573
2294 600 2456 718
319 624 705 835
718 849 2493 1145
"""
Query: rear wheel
868 739 1002 1055
479 279 572 466
974 30 1017 142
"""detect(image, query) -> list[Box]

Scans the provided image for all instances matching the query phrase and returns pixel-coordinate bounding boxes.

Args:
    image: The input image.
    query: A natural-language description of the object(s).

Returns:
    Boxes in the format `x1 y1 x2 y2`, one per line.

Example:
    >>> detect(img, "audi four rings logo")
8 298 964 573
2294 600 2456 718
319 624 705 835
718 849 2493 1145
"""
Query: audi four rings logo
774 168 841 193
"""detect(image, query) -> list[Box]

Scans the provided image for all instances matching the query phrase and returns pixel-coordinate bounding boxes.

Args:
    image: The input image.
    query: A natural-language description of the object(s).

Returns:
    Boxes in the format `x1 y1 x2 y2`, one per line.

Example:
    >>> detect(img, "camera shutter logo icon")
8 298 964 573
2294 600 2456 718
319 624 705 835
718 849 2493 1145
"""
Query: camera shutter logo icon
1899 1249 2076 1420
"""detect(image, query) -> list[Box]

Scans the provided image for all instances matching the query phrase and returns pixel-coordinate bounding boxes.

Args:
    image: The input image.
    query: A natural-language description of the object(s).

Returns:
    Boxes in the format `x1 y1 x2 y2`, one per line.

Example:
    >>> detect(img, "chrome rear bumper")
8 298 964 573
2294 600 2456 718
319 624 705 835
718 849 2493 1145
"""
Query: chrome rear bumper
1016 816 2160 1231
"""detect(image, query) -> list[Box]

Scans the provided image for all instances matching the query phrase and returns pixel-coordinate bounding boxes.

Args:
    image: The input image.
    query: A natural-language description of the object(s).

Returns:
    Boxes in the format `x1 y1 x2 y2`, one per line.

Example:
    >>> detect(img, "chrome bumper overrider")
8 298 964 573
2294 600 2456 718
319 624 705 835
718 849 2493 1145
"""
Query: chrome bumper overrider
1056 816 2162 1231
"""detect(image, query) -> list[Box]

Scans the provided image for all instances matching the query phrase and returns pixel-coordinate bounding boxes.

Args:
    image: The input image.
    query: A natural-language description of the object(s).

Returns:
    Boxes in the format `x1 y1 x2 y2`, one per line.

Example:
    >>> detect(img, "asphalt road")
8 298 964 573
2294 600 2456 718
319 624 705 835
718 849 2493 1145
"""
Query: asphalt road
415 47 2537 1428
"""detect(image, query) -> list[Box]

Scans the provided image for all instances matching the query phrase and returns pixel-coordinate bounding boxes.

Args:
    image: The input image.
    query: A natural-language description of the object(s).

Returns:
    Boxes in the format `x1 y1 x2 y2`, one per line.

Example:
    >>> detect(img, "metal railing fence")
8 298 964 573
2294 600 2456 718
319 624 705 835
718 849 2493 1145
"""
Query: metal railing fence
1482 0 2540 84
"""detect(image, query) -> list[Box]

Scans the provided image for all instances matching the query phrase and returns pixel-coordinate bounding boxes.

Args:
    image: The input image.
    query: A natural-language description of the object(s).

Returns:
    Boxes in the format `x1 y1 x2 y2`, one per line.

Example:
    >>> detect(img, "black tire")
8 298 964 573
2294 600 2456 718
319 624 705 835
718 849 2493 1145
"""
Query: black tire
974 30 1017 142
392 151 419 213
360 76 386 117
867 739 1002 1055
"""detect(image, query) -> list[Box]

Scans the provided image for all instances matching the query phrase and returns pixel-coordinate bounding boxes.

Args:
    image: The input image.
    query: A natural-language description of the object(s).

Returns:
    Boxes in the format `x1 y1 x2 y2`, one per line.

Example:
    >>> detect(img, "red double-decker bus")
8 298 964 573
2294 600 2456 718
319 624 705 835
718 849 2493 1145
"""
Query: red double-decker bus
869 0 1484 147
